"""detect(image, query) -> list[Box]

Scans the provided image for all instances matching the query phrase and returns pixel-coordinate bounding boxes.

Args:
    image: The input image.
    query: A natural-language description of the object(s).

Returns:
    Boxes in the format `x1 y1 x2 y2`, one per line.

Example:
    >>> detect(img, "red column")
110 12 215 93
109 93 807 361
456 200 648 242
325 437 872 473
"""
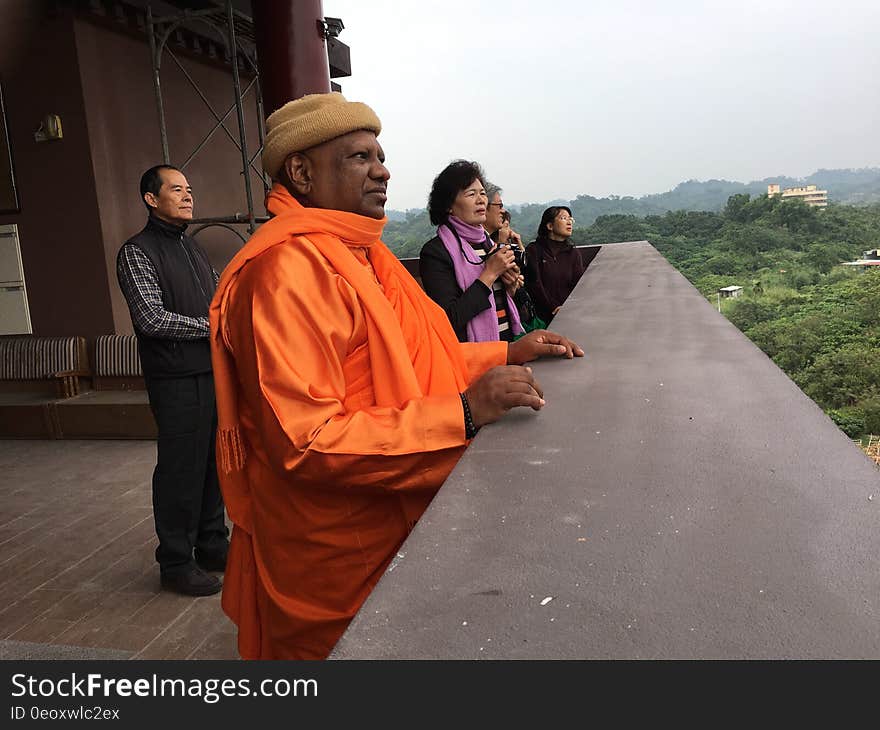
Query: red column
251 0 331 116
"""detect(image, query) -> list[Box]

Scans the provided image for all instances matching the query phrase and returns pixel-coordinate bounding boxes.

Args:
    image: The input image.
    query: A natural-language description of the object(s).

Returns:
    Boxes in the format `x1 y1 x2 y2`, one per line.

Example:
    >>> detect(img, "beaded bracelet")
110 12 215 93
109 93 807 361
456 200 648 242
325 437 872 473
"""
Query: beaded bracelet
460 393 478 439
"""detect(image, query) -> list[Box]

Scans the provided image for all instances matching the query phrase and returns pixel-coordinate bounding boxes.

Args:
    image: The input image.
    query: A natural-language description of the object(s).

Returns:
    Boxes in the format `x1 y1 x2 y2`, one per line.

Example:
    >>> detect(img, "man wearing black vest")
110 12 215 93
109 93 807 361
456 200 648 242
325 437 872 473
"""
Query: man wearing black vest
116 164 229 596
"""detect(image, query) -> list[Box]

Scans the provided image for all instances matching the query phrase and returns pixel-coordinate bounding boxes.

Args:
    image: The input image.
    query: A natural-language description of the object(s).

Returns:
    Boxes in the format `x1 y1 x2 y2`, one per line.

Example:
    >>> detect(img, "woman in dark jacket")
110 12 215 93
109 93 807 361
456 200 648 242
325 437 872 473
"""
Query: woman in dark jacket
419 160 524 343
525 205 585 324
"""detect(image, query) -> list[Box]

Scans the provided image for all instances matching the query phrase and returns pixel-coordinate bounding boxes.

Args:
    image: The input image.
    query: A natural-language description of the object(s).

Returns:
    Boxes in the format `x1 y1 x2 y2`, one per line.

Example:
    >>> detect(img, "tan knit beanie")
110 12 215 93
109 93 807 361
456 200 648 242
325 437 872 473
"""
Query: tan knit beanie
261 92 382 180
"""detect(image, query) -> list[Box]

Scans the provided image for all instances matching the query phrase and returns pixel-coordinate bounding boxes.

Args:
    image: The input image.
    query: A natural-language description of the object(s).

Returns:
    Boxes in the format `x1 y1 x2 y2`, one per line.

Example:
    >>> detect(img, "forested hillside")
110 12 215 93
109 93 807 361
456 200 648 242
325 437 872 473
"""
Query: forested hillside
581 197 880 438
383 168 880 258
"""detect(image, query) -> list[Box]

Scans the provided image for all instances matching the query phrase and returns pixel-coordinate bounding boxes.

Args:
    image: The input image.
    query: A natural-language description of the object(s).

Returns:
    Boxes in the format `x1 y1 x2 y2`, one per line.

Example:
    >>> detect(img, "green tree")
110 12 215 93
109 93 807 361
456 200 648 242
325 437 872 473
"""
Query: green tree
724 193 751 222
799 345 880 409
725 298 776 331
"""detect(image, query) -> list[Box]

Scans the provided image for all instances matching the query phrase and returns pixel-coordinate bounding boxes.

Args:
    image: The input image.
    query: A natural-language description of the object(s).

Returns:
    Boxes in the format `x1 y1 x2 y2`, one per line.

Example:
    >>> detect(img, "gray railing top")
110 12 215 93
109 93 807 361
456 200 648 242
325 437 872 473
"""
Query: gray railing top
331 240 880 659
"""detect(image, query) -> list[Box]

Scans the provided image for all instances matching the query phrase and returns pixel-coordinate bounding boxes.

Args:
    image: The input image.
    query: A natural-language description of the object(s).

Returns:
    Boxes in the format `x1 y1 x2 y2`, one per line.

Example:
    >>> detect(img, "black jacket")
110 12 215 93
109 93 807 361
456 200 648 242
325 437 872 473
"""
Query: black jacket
419 235 492 343
524 238 585 323
124 216 216 379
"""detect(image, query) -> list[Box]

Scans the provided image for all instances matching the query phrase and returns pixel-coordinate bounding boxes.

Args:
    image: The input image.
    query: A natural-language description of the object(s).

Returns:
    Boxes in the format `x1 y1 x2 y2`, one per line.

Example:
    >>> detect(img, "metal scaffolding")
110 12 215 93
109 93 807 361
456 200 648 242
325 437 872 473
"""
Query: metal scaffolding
146 0 269 237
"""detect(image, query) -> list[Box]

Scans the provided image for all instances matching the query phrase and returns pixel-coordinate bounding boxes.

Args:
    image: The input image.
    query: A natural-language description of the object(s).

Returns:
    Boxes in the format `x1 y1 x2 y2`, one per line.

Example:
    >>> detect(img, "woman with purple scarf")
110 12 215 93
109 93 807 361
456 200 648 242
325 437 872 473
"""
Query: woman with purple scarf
419 160 525 343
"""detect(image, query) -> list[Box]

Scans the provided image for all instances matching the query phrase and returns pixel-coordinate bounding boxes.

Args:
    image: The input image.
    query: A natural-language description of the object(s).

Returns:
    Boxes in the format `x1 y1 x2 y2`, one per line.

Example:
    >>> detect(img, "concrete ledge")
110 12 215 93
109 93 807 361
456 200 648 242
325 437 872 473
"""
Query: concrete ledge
0 390 156 440
0 394 58 438
332 241 880 659
54 390 156 439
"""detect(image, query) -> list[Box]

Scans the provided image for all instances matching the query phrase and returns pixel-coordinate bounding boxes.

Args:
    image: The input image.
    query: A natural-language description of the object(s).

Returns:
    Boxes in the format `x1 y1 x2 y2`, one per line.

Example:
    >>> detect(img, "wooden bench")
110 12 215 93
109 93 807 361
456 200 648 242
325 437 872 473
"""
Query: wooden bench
0 335 156 439
0 336 90 438
53 334 156 439
93 334 145 391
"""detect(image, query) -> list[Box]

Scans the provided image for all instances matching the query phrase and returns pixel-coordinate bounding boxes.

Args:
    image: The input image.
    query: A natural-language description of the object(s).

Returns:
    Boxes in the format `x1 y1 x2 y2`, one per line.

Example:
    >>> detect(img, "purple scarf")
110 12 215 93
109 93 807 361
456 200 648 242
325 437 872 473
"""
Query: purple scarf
437 216 524 343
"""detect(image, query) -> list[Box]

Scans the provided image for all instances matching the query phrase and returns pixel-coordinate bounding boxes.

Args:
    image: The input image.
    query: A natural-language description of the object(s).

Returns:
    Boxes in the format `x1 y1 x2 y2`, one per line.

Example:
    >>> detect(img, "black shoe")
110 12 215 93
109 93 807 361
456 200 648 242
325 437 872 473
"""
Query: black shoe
195 550 228 573
160 566 222 596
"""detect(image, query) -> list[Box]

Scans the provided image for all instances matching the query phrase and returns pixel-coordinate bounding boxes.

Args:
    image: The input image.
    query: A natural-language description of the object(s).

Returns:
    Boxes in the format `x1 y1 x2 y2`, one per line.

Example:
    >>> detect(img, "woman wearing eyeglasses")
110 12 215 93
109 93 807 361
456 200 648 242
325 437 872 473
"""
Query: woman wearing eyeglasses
524 205 585 324
419 160 524 343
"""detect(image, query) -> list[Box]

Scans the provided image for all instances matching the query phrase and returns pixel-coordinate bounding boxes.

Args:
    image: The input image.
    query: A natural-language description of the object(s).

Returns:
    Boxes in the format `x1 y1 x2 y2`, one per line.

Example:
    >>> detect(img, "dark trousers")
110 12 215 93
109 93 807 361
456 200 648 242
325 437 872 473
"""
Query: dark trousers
146 372 228 575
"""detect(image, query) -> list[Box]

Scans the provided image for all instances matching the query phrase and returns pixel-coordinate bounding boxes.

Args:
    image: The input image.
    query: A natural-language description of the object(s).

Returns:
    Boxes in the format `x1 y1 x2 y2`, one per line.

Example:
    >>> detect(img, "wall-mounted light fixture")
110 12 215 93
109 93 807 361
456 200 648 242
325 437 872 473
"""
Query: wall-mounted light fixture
34 114 63 142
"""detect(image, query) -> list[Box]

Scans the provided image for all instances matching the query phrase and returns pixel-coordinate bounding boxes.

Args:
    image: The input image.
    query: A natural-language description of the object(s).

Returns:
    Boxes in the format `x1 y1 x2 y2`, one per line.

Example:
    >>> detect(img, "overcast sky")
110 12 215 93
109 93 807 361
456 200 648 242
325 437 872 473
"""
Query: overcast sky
323 0 879 211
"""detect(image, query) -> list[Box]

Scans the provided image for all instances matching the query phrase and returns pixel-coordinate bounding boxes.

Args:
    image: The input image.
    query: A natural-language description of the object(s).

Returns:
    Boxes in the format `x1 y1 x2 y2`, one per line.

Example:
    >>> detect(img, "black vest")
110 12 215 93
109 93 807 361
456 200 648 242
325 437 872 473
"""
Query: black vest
124 216 216 379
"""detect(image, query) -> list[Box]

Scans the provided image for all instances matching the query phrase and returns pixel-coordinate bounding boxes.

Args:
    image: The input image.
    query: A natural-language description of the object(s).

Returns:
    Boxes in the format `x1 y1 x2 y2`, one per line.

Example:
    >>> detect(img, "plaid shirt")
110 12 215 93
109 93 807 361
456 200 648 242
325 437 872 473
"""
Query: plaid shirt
117 243 219 340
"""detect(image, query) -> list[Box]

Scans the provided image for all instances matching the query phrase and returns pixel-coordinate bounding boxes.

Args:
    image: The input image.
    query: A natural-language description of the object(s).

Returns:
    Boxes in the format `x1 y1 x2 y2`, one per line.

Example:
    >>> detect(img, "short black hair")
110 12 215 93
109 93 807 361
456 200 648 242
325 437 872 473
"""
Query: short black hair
427 160 486 226
139 164 181 211
536 205 573 242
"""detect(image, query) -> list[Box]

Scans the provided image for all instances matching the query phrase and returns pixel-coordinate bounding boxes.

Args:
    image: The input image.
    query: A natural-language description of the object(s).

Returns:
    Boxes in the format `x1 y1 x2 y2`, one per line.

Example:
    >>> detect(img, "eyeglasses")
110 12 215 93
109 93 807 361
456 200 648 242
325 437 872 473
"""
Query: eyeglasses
557 215 575 223
488 202 504 208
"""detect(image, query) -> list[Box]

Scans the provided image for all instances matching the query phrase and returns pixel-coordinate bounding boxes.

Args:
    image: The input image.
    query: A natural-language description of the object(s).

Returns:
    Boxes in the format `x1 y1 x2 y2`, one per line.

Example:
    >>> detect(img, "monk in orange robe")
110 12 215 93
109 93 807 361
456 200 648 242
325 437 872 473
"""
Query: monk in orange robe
210 93 583 659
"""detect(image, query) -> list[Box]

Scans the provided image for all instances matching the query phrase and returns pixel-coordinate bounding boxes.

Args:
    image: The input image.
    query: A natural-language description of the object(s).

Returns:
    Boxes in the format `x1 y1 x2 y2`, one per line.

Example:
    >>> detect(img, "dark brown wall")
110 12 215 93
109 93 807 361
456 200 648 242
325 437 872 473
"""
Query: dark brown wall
74 16 265 334
0 1 116 337
0 2 266 338
0 0 43 70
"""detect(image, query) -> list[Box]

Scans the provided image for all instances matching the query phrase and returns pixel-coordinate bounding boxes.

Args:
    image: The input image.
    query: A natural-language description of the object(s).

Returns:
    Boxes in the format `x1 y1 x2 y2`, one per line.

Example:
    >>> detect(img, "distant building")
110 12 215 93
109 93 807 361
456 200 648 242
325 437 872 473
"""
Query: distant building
719 285 744 298
841 249 880 268
767 183 828 207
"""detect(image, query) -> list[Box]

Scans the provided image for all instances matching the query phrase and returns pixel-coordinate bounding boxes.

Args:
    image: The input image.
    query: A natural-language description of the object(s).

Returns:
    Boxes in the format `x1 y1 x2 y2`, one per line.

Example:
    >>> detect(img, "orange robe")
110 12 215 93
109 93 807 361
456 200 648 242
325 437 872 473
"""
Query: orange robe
210 186 506 659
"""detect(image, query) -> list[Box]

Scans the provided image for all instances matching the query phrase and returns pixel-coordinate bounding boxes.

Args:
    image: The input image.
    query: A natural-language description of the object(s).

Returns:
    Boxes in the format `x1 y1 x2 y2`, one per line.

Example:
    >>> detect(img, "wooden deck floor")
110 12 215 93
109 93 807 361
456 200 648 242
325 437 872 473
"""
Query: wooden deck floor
0 440 238 660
